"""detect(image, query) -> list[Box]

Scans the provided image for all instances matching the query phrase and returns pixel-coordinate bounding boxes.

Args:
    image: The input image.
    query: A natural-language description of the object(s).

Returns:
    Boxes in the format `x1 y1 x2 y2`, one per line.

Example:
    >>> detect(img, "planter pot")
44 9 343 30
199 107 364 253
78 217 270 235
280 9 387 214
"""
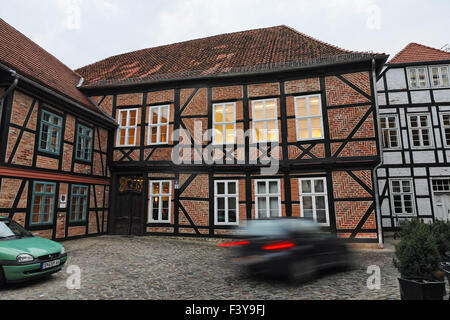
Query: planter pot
398 278 446 300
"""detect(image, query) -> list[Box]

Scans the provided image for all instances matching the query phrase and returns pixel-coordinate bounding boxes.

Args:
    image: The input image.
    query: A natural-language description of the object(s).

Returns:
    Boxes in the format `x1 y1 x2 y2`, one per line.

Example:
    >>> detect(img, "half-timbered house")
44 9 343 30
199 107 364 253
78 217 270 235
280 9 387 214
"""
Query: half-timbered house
376 43 450 230
0 19 117 240
75 26 388 244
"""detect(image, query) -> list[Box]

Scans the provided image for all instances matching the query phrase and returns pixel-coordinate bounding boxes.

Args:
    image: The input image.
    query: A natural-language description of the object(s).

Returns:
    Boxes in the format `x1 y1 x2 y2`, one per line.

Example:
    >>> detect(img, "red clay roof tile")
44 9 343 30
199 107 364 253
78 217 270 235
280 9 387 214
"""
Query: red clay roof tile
389 43 450 65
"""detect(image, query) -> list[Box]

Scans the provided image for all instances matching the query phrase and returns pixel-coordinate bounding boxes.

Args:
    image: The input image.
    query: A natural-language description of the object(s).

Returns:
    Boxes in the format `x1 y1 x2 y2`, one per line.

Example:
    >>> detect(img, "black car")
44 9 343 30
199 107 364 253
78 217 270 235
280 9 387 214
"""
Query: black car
219 218 352 284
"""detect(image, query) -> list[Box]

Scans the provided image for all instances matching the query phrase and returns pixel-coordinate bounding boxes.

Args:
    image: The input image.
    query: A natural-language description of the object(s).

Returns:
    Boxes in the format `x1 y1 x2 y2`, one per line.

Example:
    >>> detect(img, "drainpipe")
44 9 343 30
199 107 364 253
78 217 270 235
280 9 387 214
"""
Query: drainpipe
0 68 19 131
371 58 385 249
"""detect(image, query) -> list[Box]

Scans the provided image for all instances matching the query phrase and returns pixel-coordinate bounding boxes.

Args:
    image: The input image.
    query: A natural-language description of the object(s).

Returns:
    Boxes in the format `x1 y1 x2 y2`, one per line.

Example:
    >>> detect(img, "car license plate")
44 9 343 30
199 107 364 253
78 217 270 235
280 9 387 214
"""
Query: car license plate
41 259 61 270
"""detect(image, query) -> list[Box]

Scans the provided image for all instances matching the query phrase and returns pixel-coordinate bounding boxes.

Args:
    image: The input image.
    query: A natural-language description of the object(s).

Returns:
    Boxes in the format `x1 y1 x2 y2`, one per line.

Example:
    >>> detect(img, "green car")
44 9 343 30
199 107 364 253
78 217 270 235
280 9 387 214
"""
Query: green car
0 217 67 288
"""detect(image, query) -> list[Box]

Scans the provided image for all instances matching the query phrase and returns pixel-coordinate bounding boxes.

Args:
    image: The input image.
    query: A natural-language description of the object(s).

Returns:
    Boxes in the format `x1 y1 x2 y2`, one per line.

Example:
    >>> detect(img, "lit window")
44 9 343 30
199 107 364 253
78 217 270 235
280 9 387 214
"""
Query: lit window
390 180 415 216
440 113 450 147
299 178 329 226
70 185 88 222
429 65 450 88
295 95 324 140
407 67 429 89
75 124 93 162
408 114 433 148
148 105 170 145
39 110 62 155
117 109 138 147
380 116 401 149
31 181 56 226
213 103 236 145
148 181 172 223
252 99 279 143
255 179 281 219
214 180 239 225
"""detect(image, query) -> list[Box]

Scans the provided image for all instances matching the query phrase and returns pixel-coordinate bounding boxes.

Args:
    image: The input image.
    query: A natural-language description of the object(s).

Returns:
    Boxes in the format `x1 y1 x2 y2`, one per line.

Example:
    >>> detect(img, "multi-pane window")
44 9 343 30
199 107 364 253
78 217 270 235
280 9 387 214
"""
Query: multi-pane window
407 67 429 89
31 181 56 225
252 99 279 143
440 113 450 147
299 178 329 226
429 65 450 88
408 114 433 148
70 185 88 222
380 116 400 149
213 103 236 145
148 181 172 223
295 95 324 141
255 179 281 219
432 179 450 192
148 105 170 145
117 109 138 147
75 124 93 162
39 110 62 154
390 180 415 216
214 181 239 225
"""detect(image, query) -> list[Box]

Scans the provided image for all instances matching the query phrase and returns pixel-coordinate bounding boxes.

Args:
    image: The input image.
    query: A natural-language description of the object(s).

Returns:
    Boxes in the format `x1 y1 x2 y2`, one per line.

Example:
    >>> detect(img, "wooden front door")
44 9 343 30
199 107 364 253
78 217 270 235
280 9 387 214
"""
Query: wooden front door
435 193 450 222
112 176 145 236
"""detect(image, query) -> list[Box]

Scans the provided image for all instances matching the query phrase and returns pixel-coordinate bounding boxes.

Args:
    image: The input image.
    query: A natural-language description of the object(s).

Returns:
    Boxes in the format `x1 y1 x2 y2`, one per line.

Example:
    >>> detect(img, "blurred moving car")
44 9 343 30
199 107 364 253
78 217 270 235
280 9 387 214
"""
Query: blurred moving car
0 218 67 288
219 218 352 284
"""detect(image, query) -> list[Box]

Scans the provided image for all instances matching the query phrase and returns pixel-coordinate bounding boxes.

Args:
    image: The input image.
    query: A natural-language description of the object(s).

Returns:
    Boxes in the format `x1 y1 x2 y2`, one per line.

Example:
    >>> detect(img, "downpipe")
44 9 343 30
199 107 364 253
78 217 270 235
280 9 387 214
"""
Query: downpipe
0 68 19 132
371 58 385 249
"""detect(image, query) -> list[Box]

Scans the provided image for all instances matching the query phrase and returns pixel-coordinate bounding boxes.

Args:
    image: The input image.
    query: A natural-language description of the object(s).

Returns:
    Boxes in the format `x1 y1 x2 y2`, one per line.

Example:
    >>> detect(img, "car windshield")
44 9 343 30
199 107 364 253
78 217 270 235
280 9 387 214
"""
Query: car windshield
0 220 32 240
245 219 321 237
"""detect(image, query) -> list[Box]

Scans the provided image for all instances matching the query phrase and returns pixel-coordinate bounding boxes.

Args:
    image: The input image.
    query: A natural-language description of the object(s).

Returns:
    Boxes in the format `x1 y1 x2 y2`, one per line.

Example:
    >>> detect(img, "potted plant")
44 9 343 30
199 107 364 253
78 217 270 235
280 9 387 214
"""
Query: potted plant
393 219 446 300
431 221 450 285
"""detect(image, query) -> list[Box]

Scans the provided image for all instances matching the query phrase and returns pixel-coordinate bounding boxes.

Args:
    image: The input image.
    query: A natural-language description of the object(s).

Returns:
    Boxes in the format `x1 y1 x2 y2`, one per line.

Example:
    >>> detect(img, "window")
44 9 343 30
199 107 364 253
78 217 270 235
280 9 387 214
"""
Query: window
299 178 329 226
390 180 415 216
429 65 450 88
255 179 281 219
380 116 401 149
148 181 172 223
432 179 450 192
213 103 236 145
214 180 239 225
295 95 324 141
440 113 450 147
148 105 170 145
30 181 56 225
117 109 138 147
408 114 433 148
252 99 279 143
75 124 93 162
39 110 62 154
407 67 429 89
70 185 88 222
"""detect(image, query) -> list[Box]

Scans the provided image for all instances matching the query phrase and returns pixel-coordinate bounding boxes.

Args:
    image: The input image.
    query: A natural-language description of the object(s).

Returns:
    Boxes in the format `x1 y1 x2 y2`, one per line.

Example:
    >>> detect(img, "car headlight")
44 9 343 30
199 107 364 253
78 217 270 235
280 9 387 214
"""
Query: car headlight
16 254 34 263
61 246 65 255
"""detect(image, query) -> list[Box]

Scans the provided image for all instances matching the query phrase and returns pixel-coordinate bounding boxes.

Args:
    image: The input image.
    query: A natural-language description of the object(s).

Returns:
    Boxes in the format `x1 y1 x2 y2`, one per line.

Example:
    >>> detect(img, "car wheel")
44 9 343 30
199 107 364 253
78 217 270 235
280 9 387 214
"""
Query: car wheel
288 258 317 285
0 267 5 289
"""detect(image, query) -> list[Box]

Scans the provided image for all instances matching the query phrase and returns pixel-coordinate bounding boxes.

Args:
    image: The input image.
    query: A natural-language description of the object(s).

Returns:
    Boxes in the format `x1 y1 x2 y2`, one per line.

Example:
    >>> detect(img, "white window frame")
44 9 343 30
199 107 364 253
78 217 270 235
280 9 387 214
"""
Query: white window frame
251 99 279 143
389 179 416 217
407 67 430 90
214 180 239 226
439 112 450 148
148 180 172 223
429 65 450 88
380 115 401 150
148 105 170 145
212 102 237 145
407 113 434 149
116 108 138 147
299 177 330 227
295 94 324 141
254 179 282 219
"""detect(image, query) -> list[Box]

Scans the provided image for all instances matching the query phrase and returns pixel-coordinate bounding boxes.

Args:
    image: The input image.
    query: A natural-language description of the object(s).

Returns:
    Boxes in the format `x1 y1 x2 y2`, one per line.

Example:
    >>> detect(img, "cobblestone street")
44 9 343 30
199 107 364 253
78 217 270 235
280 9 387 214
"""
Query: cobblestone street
0 236 406 300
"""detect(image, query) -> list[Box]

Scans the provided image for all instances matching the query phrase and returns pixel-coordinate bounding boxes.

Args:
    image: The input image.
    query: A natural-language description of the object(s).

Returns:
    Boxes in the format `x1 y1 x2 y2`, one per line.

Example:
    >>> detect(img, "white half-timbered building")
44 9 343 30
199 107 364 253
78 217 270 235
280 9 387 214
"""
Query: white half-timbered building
377 43 450 230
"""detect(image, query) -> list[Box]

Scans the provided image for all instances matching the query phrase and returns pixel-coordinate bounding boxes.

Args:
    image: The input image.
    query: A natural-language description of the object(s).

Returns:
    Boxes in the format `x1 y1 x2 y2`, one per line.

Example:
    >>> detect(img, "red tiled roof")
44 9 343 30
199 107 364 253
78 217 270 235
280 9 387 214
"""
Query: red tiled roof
0 18 102 114
389 43 450 65
76 25 381 88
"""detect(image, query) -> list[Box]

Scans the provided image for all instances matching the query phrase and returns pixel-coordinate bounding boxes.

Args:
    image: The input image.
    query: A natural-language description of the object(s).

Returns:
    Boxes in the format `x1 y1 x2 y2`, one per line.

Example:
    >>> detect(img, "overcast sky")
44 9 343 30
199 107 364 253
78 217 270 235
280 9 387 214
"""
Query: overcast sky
1 0 449 70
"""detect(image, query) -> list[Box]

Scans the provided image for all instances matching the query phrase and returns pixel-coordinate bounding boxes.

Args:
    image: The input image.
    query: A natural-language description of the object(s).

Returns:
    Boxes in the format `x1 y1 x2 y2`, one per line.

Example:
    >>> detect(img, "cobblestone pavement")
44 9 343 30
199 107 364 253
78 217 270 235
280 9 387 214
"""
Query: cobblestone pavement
0 235 426 300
